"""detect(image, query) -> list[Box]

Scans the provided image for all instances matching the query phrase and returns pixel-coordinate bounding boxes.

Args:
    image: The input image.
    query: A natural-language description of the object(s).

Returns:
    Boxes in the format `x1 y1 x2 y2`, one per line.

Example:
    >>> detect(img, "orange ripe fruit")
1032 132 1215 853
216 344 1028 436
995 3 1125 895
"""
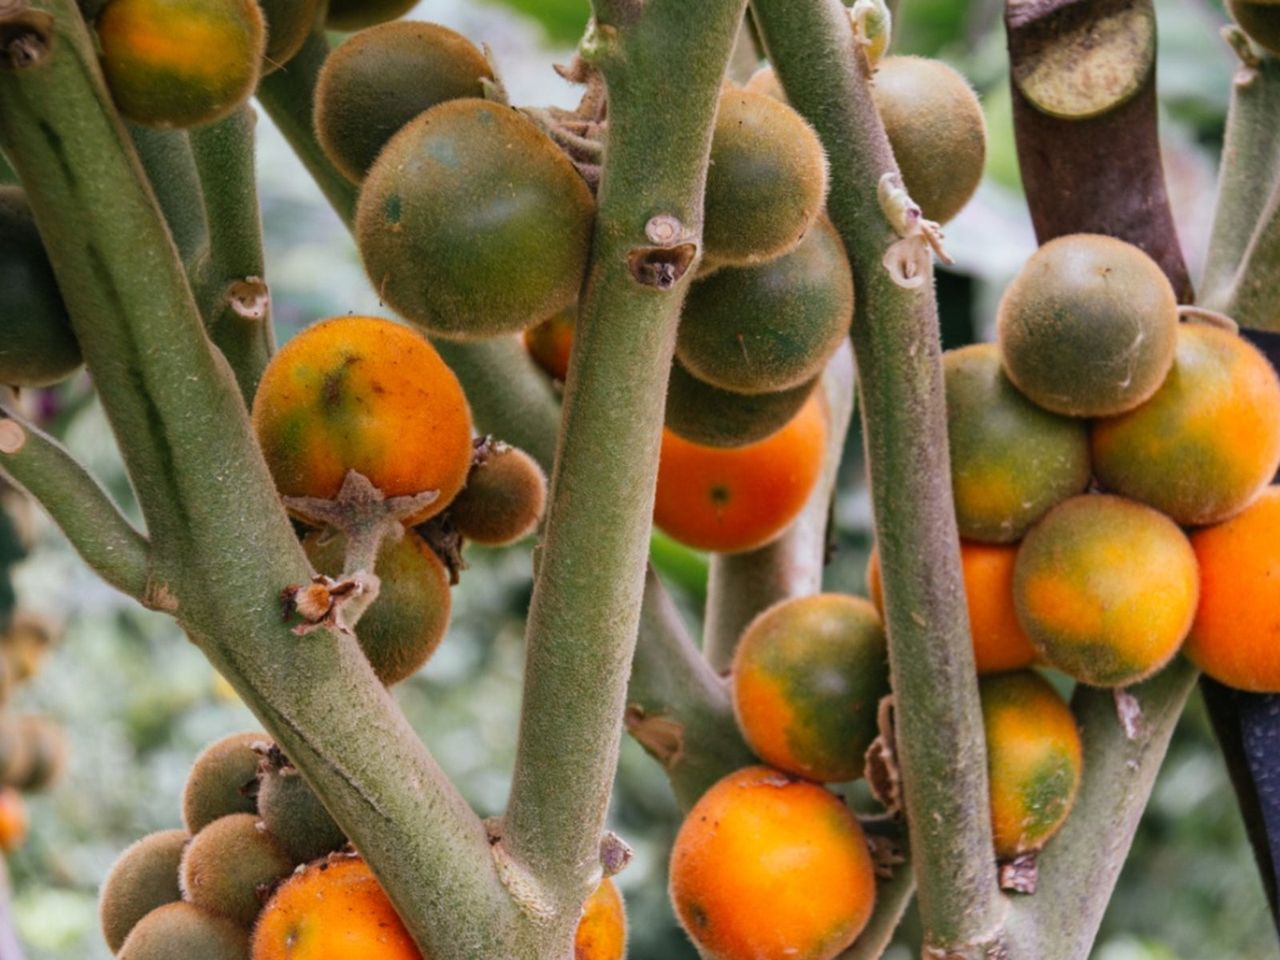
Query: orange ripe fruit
1186 487 1280 691
867 541 1038 675
654 393 826 553
669 766 875 960
574 878 626 960
0 788 26 853
251 854 421 960
252 316 473 523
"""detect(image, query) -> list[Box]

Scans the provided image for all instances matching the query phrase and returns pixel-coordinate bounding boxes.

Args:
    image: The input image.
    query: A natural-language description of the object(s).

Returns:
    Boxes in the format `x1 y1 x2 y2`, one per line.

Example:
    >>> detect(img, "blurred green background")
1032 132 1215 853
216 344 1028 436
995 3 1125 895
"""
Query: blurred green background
5 0 1278 957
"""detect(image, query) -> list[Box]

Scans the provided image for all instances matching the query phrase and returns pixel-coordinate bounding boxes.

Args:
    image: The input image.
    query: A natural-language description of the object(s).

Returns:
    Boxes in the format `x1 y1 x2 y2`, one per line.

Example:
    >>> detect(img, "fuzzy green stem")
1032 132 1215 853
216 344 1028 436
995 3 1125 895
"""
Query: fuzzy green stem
502 0 749 927
126 124 209 274
702 342 855 673
749 2 1005 955
1223 175 1280 330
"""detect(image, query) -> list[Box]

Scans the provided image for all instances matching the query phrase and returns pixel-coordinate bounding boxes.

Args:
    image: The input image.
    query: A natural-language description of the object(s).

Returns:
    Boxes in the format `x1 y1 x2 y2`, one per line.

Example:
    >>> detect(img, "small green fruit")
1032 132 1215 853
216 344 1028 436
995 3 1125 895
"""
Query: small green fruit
325 0 416 32
256 750 347 866
179 813 294 927
182 732 266 834
448 441 547 546
117 901 250 960
665 360 816 449
100 829 189 952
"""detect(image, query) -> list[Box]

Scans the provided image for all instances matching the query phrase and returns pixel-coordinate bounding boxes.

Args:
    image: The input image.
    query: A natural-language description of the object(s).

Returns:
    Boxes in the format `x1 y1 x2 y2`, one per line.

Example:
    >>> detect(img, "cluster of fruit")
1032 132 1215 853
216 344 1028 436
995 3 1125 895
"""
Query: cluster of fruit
100 729 627 958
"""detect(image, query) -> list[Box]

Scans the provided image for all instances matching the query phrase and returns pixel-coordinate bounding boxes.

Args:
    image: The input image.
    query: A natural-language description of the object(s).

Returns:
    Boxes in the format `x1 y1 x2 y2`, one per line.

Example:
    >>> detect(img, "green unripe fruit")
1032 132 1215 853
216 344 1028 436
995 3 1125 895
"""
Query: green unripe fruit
356 99 595 339
315 22 493 183
180 813 294 927
677 217 853 395
182 732 266 834
117 901 250 960
873 56 987 225
256 754 347 865
304 530 451 684
14 716 67 792
100 829 189 952
665 360 816 448
325 0 416 31
944 344 1091 543
448 442 547 546
0 188 81 387
257 0 322 73
703 89 828 267
1229 0 1280 54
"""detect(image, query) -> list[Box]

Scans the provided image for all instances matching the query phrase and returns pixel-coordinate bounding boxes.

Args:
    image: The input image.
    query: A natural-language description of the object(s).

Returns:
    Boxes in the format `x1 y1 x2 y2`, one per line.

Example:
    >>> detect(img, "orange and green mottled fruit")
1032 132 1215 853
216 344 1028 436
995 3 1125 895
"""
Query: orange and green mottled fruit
118 902 249 960
325 0 417 32
100 829 189 952
997 234 1179 418
666 359 817 449
1229 0 1280 54
523 305 575 382
676 217 854 396
944 343 1090 543
180 813 294 927
654 392 826 554
257 0 322 73
252 316 473 522
669 766 876 960
1091 323 1280 526
703 90 828 267
315 22 494 183
96 0 266 128
1013 494 1198 687
356 100 595 340
981 671 1083 859
574 878 627 960
867 540 1037 675
732 594 889 783
1186 487 1280 691
305 528 451 683
251 853 422 959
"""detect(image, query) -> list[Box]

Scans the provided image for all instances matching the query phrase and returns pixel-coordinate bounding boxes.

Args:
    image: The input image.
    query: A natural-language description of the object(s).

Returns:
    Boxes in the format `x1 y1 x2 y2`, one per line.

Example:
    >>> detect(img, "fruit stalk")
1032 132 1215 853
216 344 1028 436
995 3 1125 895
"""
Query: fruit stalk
126 124 210 275
749 1 1007 955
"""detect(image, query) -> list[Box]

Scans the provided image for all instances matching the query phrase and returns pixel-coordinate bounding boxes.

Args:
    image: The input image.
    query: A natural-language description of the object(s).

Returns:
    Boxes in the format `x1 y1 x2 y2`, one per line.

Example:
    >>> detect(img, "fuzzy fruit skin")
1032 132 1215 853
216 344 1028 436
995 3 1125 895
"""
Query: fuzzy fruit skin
251 854 421 960
523 306 575 382
357 99 595 340
0 187 81 387
118 901 250 960
1091 324 1280 526
448 444 547 546
304 529 451 683
703 90 828 267
257 0 321 73
867 540 1037 675
252 316 473 521
182 732 266 834
732 594 889 783
100 829 189 952
325 0 416 31
676 217 853 395
669 766 876 960
315 22 493 183
1013 495 1199 687
666 360 817 449
1229 0 1280 53
1186 487 1280 691
872 56 986 225
944 343 1090 543
981 672 1083 859
0 788 25 854
654 393 826 554
180 813 294 927
256 763 347 866
997 234 1179 418
96 0 266 128
574 878 627 960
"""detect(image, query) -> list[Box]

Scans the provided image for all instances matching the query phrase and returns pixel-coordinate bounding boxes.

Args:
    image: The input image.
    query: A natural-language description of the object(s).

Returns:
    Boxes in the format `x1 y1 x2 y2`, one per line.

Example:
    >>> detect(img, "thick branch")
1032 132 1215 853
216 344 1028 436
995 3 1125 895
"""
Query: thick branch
749 2 1004 955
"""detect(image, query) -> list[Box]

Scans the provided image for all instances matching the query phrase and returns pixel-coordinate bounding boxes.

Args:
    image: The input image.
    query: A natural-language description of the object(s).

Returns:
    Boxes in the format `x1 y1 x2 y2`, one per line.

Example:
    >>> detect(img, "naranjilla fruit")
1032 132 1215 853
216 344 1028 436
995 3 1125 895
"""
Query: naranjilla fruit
997 234 1179 418
732 594 890 783
873 56 987 225
1186 487 1280 691
96 0 266 128
867 540 1038 675
182 732 265 834
981 671 1083 859
356 100 595 340
315 22 494 183
0 187 81 387
574 878 627 960
666 360 817 449
944 343 1091 543
702 90 829 267
117 901 250 960
669 766 876 960
1013 495 1199 687
676 217 854 395
0 787 25 853
179 813 294 927
257 0 322 73
447 442 548 547
256 757 347 865
1091 323 1280 526
304 529 452 683
252 316 473 521
523 306 575 382
654 392 826 554
100 829 189 952
251 854 422 959
1229 0 1280 54
325 0 417 32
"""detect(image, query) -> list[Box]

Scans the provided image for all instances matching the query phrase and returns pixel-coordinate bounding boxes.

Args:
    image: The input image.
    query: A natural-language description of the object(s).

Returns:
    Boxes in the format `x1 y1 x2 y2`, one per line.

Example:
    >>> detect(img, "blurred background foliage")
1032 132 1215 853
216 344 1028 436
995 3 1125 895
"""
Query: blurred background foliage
4 0 1277 957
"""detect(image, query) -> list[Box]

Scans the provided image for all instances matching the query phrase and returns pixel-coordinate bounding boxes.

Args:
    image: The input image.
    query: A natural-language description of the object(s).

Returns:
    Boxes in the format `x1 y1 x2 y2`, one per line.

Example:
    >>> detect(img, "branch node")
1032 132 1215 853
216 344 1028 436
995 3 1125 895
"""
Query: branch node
0 419 25 455
599 831 633 877
1114 687 1145 740
142 579 179 613
489 836 558 924
623 704 686 768
228 277 270 321
0 4 52 71
998 852 1039 894
281 571 380 636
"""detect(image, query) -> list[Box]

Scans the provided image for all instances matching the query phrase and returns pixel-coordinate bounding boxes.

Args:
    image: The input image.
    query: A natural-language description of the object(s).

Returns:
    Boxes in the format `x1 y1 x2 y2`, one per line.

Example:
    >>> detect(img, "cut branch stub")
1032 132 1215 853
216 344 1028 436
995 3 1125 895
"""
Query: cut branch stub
0 2 53 70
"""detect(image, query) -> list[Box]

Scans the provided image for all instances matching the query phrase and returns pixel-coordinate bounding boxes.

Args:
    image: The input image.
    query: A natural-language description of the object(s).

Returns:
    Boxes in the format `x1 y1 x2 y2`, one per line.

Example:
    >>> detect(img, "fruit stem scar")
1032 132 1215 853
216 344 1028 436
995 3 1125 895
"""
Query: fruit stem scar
0 418 25 454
